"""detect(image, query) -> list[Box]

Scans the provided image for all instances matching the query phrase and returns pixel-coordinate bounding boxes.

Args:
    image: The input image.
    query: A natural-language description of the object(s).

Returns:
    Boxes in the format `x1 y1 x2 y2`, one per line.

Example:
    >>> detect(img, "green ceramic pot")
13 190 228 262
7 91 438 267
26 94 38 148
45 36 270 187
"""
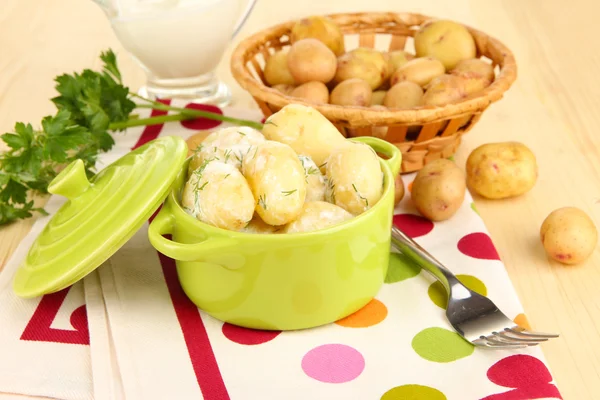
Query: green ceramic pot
148 136 401 331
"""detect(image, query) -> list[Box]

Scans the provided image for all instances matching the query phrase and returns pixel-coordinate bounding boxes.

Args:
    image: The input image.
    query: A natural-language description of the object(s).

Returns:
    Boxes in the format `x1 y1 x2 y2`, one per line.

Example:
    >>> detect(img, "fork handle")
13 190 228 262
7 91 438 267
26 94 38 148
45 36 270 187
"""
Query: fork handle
390 226 460 294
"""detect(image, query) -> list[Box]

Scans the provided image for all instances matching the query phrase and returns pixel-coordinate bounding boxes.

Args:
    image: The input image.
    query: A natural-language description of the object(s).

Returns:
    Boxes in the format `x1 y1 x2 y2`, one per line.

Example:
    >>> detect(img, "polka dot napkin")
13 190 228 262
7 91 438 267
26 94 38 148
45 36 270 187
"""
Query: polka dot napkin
81 103 562 400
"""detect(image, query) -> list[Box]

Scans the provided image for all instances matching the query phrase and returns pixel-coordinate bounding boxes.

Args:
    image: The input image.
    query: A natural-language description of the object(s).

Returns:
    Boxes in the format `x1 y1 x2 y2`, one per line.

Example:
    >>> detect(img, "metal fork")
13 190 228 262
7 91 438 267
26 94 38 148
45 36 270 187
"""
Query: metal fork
391 226 559 349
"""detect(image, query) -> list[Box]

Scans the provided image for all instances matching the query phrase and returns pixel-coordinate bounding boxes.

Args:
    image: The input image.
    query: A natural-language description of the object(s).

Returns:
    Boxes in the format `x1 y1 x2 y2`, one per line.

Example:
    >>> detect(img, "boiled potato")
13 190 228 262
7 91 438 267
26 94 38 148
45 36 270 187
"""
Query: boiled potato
422 74 468 106
242 140 307 225
188 126 266 175
395 173 405 205
262 104 348 168
325 141 383 215
540 207 598 265
272 83 295 95
390 57 445 87
290 15 345 56
185 131 213 157
330 78 372 106
414 20 477 70
290 81 330 103
242 214 280 234
387 50 415 72
264 49 295 86
383 81 424 108
335 48 389 90
370 90 387 106
299 155 326 202
182 160 254 231
466 142 537 199
284 201 353 233
411 158 466 221
450 58 494 95
287 38 337 84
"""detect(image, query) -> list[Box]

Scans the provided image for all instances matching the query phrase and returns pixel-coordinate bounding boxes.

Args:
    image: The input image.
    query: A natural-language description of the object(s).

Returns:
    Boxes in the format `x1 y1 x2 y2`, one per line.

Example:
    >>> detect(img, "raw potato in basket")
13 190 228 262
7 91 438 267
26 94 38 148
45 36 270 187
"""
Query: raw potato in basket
182 160 255 231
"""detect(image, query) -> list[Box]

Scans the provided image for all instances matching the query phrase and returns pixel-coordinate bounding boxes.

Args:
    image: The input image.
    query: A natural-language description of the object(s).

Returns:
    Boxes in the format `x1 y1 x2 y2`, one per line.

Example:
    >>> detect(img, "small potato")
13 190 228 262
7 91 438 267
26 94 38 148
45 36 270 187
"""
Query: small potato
242 214 279 234
414 20 477 70
335 48 389 90
182 160 254 231
390 57 445 87
264 49 295 86
383 81 424 108
422 74 468 106
387 50 415 72
370 90 387 106
290 81 330 104
411 159 466 221
284 201 353 233
540 207 598 265
394 173 405 205
185 131 213 157
450 58 495 95
299 155 327 202
330 78 372 106
188 126 266 175
290 16 345 56
272 83 295 95
242 140 307 225
325 141 384 215
466 142 538 199
287 38 337 84
262 104 347 168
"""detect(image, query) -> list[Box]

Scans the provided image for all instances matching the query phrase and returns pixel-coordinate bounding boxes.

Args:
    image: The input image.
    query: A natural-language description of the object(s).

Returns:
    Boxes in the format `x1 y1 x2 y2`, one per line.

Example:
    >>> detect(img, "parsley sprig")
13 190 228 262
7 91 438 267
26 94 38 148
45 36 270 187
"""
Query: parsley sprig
0 49 263 225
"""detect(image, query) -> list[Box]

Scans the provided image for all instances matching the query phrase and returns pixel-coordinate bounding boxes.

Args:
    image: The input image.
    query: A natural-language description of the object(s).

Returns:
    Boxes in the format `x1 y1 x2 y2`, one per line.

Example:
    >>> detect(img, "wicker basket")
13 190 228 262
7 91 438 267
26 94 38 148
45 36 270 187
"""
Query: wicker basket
230 12 517 173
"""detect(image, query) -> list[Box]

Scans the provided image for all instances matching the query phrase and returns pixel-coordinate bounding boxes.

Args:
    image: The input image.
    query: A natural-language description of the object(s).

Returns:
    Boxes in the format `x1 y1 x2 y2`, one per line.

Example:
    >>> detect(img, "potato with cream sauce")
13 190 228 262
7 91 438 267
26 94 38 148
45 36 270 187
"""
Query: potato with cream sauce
284 201 353 233
242 141 307 226
181 160 255 231
298 155 326 202
188 126 265 175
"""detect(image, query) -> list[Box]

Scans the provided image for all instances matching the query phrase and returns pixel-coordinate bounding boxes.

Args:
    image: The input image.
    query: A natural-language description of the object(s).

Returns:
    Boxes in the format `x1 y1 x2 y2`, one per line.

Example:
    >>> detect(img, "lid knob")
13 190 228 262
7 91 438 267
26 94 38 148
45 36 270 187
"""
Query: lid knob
47 159 91 200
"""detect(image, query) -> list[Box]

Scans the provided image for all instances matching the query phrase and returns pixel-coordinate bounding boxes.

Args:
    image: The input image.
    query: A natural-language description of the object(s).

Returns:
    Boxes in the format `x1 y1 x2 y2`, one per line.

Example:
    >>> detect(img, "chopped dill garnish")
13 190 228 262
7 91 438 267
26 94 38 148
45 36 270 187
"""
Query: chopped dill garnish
258 194 267 210
238 130 246 136
352 183 369 207
282 189 297 196
264 120 277 127
223 149 232 163
224 173 231 179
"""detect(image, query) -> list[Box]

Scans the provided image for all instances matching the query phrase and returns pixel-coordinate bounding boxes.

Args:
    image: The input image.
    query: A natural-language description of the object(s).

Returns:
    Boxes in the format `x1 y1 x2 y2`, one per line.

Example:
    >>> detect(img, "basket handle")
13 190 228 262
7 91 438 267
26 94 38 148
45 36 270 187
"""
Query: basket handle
350 136 402 177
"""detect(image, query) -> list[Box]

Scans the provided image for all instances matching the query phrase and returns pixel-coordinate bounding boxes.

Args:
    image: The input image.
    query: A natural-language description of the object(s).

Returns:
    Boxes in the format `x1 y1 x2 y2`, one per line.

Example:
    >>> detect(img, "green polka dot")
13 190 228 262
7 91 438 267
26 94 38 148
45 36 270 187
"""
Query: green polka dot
381 384 447 400
428 274 487 309
412 327 474 362
385 252 421 284
471 202 479 215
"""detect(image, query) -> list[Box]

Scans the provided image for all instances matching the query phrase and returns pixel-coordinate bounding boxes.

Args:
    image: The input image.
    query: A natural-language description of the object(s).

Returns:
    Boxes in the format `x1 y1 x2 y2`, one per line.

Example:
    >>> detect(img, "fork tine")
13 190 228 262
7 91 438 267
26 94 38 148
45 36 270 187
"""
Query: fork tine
494 332 549 344
478 337 528 349
486 336 537 347
507 327 560 339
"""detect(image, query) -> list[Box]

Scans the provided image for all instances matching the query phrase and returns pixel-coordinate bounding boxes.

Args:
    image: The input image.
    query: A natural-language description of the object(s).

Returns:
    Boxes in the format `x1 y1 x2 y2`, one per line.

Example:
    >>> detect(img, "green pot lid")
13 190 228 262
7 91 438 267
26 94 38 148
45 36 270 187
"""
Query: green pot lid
13 135 188 298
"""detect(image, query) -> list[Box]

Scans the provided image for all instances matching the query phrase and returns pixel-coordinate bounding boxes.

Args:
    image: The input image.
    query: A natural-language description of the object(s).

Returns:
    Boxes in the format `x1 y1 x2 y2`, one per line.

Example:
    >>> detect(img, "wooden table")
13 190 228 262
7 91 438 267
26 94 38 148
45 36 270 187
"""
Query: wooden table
1 0 599 398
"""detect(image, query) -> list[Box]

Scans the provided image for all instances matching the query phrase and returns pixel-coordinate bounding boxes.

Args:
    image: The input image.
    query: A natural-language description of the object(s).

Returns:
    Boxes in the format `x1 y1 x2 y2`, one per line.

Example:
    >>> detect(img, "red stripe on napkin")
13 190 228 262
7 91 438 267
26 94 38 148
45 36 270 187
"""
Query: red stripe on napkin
131 99 171 150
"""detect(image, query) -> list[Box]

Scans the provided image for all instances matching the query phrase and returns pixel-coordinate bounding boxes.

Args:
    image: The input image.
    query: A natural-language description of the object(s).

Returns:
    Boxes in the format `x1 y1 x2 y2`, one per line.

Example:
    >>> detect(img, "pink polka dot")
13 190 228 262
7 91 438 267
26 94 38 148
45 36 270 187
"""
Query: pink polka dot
222 323 281 345
393 213 435 238
301 344 365 383
181 103 223 130
457 232 500 260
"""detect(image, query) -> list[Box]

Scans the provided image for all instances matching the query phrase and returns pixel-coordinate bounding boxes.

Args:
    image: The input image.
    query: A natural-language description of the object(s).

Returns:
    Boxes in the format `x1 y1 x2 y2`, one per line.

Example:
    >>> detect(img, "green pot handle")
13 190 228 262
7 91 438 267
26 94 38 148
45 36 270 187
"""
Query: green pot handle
349 136 402 176
148 204 236 262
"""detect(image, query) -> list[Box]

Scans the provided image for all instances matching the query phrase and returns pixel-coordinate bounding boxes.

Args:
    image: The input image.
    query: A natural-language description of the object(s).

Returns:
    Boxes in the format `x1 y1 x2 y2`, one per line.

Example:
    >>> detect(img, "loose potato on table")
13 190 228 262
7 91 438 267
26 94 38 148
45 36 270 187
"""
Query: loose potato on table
284 201 353 233
411 159 466 221
188 126 266 174
466 142 537 199
325 141 384 215
335 48 389 90
383 81 424 108
290 81 330 104
182 160 255 231
242 140 307 226
414 19 477 70
262 104 348 168
391 57 445 87
422 74 468 106
540 207 598 265
394 173 405 205
287 38 337 84
330 78 372 106
290 15 345 56
264 49 295 86
298 154 327 202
